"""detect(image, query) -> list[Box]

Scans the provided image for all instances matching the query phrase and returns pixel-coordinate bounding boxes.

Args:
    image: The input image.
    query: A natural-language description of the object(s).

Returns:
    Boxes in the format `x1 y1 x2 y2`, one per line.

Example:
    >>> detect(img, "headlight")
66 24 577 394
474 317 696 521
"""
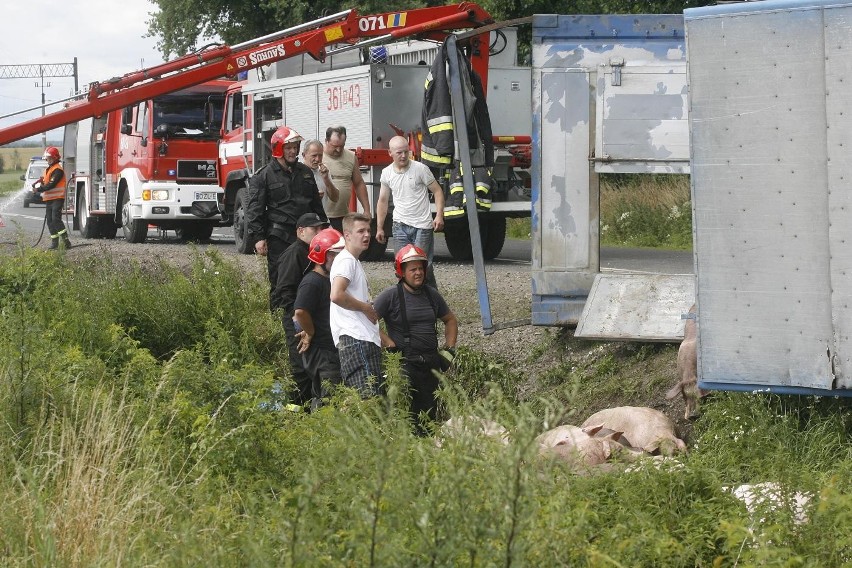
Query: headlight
151 190 169 200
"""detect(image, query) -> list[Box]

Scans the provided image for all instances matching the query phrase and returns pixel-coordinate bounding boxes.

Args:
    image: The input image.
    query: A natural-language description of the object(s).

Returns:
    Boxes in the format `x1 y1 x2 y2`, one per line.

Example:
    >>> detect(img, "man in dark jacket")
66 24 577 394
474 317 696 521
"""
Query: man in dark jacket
246 125 327 309
274 212 329 404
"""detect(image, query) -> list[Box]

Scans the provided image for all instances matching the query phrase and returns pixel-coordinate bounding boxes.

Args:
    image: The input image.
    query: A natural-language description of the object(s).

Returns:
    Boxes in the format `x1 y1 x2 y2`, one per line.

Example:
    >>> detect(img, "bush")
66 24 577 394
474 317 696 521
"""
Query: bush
0 248 850 565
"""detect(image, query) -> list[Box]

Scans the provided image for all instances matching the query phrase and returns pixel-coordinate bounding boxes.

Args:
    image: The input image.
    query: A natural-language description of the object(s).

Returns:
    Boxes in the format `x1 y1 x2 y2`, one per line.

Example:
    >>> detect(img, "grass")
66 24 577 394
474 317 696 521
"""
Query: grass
600 173 693 249
0 247 849 565
509 174 693 249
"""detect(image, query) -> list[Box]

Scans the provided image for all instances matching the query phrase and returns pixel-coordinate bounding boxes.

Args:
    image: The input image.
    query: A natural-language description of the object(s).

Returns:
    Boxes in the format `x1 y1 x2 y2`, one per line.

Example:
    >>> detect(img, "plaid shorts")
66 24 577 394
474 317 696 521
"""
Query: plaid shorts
338 335 384 397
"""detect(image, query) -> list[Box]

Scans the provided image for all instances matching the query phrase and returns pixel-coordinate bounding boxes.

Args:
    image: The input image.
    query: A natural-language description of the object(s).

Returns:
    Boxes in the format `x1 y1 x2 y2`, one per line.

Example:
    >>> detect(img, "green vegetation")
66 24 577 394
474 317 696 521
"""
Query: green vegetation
601 174 693 250
0 247 849 565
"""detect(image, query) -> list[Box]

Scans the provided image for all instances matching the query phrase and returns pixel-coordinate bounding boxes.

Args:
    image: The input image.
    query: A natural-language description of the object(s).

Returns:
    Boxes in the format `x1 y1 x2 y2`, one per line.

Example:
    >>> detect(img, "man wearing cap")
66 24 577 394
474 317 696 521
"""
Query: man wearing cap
293 227 345 410
374 244 458 432
273 212 329 405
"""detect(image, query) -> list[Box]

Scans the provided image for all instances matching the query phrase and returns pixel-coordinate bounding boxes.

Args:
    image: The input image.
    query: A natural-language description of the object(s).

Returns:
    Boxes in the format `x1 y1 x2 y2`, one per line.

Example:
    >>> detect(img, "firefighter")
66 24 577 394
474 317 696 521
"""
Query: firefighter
246 125 328 311
293 227 346 410
374 244 458 433
32 146 71 250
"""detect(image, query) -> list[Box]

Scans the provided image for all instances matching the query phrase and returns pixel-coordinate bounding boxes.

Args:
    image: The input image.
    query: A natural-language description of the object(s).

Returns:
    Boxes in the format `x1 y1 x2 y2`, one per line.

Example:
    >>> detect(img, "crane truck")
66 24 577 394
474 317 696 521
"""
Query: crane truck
0 4 508 246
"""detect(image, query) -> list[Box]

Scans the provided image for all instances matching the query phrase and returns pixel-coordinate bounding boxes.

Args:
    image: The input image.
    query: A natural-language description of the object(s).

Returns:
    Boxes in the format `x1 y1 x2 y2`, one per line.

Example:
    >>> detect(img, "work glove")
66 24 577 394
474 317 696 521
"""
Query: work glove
439 346 456 366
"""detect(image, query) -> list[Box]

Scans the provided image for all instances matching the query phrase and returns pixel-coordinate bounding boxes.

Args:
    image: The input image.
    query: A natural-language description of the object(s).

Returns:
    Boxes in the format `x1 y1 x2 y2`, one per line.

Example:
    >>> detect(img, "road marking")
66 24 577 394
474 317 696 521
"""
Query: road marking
1 212 44 222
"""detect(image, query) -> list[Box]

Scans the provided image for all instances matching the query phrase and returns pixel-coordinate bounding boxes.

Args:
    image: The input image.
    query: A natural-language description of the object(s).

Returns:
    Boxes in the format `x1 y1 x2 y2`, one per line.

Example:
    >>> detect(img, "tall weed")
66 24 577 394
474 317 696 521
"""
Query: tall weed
600 174 693 249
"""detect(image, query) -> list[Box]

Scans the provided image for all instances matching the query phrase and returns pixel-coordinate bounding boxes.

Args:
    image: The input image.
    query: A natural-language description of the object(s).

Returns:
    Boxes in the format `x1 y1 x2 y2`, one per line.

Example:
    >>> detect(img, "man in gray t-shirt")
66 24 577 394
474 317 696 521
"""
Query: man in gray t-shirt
374 244 458 432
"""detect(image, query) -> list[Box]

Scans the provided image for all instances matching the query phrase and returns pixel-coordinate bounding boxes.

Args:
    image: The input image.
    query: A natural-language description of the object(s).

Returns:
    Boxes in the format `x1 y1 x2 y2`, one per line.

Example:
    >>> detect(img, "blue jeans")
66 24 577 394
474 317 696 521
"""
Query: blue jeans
392 222 433 263
392 221 436 287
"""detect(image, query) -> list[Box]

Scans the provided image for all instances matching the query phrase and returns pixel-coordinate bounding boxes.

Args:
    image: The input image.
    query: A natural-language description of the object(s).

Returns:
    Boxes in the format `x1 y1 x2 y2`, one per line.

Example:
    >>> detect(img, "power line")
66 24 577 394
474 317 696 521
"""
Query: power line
0 62 76 79
0 60 78 147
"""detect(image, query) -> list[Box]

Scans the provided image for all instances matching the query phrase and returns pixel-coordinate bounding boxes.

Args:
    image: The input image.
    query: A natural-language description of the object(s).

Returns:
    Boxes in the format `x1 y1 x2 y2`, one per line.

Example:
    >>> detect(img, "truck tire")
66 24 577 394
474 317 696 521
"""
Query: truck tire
121 190 148 243
482 216 507 260
233 187 253 254
99 222 118 239
360 217 391 261
443 216 507 261
177 222 215 242
77 190 102 239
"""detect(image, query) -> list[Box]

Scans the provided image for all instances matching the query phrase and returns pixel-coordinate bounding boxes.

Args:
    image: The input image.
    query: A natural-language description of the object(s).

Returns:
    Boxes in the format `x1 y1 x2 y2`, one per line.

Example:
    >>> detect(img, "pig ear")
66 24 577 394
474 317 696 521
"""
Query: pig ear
582 424 605 436
601 430 625 442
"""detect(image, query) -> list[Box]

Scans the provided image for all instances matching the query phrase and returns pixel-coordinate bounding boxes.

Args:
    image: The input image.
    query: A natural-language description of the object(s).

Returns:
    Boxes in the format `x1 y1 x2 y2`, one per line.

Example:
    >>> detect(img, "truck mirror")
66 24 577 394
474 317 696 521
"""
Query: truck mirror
20 174 25 181
120 124 132 135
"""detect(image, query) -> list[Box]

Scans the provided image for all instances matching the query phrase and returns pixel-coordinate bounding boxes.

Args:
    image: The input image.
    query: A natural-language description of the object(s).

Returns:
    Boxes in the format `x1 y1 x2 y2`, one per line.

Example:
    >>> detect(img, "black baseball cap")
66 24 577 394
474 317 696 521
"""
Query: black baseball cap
296 213 329 228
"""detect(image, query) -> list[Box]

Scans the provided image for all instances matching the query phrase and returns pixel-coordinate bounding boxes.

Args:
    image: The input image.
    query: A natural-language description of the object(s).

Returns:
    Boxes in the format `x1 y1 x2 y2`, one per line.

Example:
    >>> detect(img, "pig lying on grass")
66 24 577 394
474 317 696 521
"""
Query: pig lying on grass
581 406 687 456
536 424 644 470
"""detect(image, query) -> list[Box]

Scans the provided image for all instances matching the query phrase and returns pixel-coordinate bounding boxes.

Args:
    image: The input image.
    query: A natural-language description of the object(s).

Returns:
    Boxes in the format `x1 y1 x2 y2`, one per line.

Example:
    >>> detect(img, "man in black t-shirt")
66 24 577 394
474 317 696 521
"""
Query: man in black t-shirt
374 245 458 430
293 227 345 410
275 212 329 405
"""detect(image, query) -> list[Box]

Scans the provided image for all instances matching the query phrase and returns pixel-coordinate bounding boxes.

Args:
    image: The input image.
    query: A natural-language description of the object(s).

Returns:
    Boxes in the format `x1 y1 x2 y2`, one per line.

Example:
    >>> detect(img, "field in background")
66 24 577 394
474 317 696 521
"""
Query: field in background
600 174 692 249
507 174 693 249
0 146 42 173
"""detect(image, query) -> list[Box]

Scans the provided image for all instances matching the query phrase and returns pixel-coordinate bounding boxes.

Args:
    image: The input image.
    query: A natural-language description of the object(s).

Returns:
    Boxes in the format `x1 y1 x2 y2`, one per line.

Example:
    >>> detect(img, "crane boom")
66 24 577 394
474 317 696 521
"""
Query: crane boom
0 3 492 146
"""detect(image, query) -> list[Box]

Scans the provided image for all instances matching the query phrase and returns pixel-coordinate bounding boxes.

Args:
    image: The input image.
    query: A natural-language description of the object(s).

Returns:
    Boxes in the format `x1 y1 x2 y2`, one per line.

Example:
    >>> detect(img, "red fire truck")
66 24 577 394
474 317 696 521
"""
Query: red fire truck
0 4 495 243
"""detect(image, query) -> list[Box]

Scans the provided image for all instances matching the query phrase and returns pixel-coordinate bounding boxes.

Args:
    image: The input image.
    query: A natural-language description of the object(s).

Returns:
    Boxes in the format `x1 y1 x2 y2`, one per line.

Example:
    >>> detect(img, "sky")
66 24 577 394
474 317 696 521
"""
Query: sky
1 0 167 143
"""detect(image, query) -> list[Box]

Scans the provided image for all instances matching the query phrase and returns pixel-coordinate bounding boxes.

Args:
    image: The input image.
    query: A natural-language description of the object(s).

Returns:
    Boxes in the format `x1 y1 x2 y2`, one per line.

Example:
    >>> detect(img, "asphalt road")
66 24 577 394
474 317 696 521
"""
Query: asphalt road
0 193 694 275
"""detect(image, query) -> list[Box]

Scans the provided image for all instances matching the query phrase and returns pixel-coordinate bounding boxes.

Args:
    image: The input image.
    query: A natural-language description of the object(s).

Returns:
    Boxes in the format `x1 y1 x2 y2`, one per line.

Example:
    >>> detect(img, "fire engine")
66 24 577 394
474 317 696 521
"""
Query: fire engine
220 30 532 259
0 4 500 245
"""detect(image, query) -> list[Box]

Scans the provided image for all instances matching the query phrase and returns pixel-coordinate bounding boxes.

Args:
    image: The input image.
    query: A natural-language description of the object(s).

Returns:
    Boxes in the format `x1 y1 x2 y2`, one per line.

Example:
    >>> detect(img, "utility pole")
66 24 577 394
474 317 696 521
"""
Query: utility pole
0 59 78 147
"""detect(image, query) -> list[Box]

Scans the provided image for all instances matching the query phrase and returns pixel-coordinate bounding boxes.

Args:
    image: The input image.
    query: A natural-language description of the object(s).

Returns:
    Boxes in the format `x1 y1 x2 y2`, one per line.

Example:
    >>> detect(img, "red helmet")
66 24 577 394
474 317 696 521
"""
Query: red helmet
394 244 428 278
43 146 60 161
270 126 303 158
308 228 345 265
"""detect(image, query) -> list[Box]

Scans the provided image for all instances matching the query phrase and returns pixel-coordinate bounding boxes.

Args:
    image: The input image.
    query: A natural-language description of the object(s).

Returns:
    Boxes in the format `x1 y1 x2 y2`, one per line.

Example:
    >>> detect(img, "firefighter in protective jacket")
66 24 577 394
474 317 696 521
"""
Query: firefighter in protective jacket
32 146 71 249
246 125 328 310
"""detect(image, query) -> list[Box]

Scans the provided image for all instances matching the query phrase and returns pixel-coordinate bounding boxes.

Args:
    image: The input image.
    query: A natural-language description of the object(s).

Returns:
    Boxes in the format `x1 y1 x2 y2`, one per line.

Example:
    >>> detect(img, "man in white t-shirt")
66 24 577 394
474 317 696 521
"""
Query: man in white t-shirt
329 212 384 396
375 136 444 286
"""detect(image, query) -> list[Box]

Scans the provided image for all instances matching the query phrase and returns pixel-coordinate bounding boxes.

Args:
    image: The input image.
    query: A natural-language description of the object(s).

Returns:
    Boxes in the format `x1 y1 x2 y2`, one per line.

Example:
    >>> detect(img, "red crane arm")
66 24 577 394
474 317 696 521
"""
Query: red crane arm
0 3 492 146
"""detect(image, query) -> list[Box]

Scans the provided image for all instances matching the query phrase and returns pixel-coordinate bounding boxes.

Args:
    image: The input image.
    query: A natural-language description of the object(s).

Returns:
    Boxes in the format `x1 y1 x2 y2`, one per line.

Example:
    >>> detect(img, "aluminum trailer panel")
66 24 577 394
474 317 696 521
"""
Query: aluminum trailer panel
531 14 687 327
686 0 852 395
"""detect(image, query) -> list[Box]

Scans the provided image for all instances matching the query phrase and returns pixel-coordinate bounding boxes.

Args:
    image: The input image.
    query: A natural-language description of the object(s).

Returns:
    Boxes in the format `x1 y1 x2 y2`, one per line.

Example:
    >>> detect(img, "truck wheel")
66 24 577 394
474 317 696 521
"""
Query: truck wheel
443 217 507 261
177 222 215 242
444 221 473 260
121 191 148 243
482 217 507 260
233 187 253 254
78 191 102 239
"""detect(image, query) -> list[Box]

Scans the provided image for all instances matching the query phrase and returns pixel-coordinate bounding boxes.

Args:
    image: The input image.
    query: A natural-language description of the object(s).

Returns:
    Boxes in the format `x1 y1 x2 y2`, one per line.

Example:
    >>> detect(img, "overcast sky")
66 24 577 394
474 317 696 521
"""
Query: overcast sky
1 0 167 142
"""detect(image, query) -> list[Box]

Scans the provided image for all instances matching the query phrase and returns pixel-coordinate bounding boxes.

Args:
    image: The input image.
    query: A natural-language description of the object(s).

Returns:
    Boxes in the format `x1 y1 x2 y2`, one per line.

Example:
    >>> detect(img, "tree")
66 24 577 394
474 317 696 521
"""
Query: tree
147 0 713 60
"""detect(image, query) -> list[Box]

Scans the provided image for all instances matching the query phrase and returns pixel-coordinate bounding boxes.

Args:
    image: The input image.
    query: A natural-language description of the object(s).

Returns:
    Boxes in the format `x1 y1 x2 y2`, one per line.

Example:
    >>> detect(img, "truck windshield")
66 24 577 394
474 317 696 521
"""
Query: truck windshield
152 94 224 138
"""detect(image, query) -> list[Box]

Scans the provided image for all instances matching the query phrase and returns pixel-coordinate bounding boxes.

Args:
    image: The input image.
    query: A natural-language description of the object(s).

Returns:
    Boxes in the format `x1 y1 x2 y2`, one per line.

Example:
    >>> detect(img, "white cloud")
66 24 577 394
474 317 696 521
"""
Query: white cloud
1 0 165 142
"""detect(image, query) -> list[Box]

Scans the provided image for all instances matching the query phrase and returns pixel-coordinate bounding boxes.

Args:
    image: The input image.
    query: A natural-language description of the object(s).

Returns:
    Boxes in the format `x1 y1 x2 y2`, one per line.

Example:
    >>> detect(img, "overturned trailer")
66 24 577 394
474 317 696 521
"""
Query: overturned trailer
530 14 691 338
528 3 852 397
686 0 852 396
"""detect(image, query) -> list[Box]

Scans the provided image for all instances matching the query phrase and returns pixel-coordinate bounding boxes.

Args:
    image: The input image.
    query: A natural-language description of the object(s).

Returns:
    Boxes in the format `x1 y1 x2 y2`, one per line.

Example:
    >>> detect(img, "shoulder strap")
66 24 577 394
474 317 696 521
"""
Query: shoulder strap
397 281 411 351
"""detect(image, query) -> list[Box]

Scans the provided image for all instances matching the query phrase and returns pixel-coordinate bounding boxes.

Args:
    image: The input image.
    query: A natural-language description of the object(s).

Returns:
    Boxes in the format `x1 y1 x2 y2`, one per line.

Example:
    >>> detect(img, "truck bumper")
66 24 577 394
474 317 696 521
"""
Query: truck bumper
133 183 224 220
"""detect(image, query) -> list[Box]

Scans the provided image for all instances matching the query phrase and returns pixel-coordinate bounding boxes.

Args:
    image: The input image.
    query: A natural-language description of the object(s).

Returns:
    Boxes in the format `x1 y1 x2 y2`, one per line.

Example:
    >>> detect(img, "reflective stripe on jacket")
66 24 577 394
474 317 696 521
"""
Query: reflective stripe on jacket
420 42 494 170
40 163 66 201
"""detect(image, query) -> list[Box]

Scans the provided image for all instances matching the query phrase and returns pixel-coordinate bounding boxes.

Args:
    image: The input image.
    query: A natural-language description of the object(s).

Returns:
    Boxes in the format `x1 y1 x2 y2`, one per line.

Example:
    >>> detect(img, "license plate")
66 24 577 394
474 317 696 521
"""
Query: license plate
195 191 217 201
